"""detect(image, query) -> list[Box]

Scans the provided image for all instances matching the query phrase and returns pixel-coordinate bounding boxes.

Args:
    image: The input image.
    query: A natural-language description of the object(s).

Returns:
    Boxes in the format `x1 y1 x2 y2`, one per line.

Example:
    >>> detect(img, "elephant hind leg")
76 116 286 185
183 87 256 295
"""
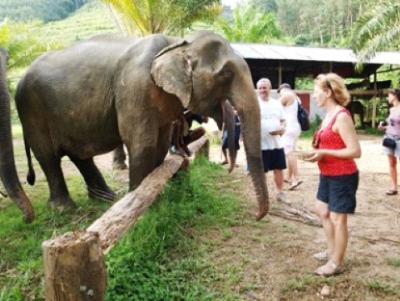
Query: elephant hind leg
35 152 76 209
70 157 116 202
112 144 128 170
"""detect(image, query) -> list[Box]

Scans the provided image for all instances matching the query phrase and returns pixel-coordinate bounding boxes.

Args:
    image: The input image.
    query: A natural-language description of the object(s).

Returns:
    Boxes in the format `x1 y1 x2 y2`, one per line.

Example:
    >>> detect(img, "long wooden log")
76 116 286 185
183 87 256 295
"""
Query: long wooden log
87 136 208 252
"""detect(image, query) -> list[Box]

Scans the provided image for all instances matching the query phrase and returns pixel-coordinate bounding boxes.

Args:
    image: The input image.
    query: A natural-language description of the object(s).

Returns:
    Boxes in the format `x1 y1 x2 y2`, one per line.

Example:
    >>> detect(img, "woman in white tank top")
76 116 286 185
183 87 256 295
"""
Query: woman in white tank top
279 85 302 190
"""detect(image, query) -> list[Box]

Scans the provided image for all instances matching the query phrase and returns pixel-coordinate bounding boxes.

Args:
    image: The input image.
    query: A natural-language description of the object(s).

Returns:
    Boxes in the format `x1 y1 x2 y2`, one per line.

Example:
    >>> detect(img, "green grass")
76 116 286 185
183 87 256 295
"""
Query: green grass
105 156 241 300
0 156 242 300
387 258 400 268
0 175 113 300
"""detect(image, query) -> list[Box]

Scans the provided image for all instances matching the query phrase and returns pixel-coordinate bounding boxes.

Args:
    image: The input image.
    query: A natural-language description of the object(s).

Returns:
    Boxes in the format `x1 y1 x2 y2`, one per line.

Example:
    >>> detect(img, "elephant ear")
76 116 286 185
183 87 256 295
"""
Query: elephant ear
151 40 192 108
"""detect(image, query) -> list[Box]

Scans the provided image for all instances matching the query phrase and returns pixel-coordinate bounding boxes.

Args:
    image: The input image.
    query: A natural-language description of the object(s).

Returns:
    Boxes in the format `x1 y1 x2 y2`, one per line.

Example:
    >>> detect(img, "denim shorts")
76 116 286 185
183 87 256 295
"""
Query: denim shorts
317 171 359 214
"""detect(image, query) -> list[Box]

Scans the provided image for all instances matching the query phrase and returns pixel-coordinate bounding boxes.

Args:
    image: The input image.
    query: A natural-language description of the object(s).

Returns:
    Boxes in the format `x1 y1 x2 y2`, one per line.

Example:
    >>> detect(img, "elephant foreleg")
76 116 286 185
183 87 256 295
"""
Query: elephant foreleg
156 124 173 166
70 157 116 202
127 145 158 190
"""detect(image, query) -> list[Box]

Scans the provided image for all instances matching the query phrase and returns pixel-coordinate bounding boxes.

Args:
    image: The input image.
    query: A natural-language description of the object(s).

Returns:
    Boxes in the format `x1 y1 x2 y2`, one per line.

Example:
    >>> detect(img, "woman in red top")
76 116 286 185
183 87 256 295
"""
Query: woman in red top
306 73 361 276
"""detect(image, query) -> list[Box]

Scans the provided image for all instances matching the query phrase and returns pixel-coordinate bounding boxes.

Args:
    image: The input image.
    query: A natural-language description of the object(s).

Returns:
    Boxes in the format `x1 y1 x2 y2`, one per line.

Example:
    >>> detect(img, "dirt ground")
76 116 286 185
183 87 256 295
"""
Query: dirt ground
12 134 400 300
204 134 400 300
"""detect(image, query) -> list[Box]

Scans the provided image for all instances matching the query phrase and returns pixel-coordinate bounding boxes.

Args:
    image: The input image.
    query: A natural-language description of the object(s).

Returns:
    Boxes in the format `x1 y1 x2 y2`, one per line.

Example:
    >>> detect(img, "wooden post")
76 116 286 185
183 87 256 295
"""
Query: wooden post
278 62 282 86
372 72 378 128
42 231 106 301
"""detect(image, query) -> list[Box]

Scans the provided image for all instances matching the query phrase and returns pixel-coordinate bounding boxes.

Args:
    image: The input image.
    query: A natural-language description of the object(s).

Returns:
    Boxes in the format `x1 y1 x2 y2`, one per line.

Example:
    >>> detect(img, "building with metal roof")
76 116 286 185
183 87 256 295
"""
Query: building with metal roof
230 43 400 126
231 43 400 90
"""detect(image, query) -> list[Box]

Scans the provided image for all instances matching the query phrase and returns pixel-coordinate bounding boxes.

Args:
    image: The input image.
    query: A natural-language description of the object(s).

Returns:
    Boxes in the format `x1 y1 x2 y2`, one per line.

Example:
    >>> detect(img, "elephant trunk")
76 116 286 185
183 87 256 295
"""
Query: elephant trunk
0 50 34 223
230 76 269 220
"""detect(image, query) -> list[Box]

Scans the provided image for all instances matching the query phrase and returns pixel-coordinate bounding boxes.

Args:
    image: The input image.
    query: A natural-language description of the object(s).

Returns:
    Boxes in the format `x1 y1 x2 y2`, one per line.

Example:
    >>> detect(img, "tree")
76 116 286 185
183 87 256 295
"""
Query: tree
352 0 400 61
100 0 222 36
215 3 281 43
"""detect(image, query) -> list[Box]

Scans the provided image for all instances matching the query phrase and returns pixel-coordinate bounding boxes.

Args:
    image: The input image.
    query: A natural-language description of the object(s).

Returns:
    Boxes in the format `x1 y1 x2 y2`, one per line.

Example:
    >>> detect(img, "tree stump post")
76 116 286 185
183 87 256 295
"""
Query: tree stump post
42 231 106 301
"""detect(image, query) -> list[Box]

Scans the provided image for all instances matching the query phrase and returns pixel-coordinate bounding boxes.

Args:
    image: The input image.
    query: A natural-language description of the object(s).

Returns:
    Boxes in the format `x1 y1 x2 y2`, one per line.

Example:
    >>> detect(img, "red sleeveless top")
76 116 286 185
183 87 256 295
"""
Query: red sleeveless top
314 109 358 176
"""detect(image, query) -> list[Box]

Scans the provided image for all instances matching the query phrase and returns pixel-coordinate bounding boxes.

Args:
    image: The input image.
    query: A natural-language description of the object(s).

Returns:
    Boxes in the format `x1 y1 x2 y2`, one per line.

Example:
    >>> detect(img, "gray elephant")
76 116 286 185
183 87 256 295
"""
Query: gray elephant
13 31 269 220
0 48 34 222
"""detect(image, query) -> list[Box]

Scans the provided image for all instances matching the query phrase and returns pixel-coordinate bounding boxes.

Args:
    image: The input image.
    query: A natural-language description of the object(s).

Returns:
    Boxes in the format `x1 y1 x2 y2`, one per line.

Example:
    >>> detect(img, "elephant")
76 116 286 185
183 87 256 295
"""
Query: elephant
12 31 269 220
112 144 128 170
0 48 35 222
346 99 365 128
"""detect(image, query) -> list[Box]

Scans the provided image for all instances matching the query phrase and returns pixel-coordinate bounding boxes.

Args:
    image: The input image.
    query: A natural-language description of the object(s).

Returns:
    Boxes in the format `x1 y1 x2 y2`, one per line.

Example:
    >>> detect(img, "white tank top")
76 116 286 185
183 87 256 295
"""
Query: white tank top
283 98 301 132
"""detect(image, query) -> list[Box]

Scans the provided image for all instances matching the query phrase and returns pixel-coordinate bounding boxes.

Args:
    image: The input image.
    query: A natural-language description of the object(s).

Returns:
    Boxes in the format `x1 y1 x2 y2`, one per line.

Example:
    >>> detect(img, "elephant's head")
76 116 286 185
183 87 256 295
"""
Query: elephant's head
151 31 269 219
0 48 35 223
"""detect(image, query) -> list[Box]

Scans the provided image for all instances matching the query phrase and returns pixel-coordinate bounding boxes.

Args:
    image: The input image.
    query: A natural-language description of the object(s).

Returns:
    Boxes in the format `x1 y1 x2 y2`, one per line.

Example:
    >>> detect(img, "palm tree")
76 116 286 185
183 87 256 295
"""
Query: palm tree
101 0 221 36
352 0 400 61
214 3 281 43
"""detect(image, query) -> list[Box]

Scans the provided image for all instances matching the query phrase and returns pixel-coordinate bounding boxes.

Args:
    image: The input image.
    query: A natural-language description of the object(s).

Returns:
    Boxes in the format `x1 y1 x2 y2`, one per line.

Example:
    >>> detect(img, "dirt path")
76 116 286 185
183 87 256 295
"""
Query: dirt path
206 135 400 300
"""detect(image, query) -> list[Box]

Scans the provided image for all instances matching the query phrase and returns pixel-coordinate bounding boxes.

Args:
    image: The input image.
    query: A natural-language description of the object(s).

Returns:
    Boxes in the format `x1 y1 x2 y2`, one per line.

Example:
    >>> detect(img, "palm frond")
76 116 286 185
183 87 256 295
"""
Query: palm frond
352 1 400 60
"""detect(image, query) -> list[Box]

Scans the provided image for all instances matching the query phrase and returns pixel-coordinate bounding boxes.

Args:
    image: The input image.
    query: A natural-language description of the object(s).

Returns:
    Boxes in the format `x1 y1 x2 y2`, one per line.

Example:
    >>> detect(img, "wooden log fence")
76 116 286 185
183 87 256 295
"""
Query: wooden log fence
42 136 209 301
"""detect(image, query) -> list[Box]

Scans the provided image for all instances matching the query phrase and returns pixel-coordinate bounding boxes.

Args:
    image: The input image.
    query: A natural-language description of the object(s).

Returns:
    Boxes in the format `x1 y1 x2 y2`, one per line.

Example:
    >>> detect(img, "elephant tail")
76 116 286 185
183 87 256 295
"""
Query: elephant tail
24 137 35 186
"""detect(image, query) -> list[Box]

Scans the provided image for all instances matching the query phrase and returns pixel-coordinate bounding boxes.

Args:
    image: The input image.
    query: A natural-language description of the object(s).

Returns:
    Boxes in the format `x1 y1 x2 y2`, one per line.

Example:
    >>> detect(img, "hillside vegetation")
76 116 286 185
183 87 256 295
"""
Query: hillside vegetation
37 1 117 44
0 0 90 22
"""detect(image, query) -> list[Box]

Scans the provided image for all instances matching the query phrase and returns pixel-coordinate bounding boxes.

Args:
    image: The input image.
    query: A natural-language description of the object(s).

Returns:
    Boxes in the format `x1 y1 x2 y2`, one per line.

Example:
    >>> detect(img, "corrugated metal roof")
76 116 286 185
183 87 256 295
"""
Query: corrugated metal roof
231 43 400 65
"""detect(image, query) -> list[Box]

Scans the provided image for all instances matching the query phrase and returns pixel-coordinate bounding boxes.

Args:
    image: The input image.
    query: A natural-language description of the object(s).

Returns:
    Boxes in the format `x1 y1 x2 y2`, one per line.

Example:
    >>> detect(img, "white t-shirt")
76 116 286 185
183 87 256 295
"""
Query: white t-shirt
258 96 285 150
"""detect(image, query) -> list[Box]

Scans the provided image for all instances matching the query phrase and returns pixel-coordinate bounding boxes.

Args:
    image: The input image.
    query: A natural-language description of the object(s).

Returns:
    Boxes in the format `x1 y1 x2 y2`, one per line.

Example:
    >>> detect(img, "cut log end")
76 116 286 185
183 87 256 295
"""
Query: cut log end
43 231 106 301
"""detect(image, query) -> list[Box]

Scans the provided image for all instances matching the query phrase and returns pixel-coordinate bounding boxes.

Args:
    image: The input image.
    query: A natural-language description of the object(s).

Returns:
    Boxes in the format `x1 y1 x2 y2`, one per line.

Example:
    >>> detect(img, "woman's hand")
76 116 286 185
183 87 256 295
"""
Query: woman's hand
378 121 387 131
304 150 325 162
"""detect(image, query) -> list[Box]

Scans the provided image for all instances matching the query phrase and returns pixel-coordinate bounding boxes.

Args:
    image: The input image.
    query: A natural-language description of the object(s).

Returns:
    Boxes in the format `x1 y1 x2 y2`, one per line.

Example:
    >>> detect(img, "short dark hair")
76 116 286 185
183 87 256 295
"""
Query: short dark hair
389 88 400 101
277 83 291 93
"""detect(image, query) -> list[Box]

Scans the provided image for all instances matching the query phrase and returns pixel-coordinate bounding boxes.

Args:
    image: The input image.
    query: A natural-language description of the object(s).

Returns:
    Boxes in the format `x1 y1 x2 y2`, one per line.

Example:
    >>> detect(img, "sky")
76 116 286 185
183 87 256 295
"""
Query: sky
221 0 241 7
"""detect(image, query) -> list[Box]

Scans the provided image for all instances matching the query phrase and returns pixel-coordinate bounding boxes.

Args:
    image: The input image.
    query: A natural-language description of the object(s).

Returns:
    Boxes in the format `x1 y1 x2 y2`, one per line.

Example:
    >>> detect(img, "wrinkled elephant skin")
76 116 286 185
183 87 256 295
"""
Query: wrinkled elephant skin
15 31 269 219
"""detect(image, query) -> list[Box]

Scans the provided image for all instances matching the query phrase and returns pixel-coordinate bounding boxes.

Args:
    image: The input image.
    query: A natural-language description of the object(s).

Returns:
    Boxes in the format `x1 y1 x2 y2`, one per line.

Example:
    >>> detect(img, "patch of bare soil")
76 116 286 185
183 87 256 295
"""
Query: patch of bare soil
205 135 400 300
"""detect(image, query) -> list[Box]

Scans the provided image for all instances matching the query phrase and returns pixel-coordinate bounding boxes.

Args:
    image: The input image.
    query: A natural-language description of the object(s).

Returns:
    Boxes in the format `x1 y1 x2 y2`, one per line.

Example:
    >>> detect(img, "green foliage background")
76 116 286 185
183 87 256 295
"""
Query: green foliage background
0 0 90 22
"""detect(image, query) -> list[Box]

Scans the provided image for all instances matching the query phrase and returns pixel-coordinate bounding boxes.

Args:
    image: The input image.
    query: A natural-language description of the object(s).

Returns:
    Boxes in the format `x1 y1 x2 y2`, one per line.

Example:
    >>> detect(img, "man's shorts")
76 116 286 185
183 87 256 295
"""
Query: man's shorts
261 148 287 172
317 171 359 214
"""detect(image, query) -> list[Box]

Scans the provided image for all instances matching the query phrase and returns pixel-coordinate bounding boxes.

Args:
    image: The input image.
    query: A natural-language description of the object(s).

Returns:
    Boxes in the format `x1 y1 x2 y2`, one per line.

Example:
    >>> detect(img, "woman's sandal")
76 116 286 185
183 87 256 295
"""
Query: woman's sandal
289 180 303 191
386 189 398 196
312 250 329 262
314 260 343 277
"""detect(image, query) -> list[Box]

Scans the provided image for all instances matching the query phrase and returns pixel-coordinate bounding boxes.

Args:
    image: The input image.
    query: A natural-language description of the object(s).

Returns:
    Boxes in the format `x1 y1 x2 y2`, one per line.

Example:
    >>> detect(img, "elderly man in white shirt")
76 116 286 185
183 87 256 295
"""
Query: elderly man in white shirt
257 78 287 202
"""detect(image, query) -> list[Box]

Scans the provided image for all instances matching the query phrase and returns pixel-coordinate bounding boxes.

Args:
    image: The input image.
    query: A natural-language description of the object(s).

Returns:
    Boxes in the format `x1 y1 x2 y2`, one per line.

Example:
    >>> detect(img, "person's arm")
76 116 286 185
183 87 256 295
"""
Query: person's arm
306 113 361 162
279 93 292 107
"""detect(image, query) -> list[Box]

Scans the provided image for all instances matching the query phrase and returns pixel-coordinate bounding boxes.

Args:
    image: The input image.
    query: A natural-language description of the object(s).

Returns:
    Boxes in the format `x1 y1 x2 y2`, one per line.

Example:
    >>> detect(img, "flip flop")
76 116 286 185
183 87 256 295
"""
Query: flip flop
386 189 398 196
289 180 303 191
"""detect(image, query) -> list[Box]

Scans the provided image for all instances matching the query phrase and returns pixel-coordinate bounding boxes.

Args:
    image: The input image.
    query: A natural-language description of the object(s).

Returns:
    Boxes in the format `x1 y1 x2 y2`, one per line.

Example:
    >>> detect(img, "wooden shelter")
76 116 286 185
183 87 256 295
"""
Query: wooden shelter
231 43 400 126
